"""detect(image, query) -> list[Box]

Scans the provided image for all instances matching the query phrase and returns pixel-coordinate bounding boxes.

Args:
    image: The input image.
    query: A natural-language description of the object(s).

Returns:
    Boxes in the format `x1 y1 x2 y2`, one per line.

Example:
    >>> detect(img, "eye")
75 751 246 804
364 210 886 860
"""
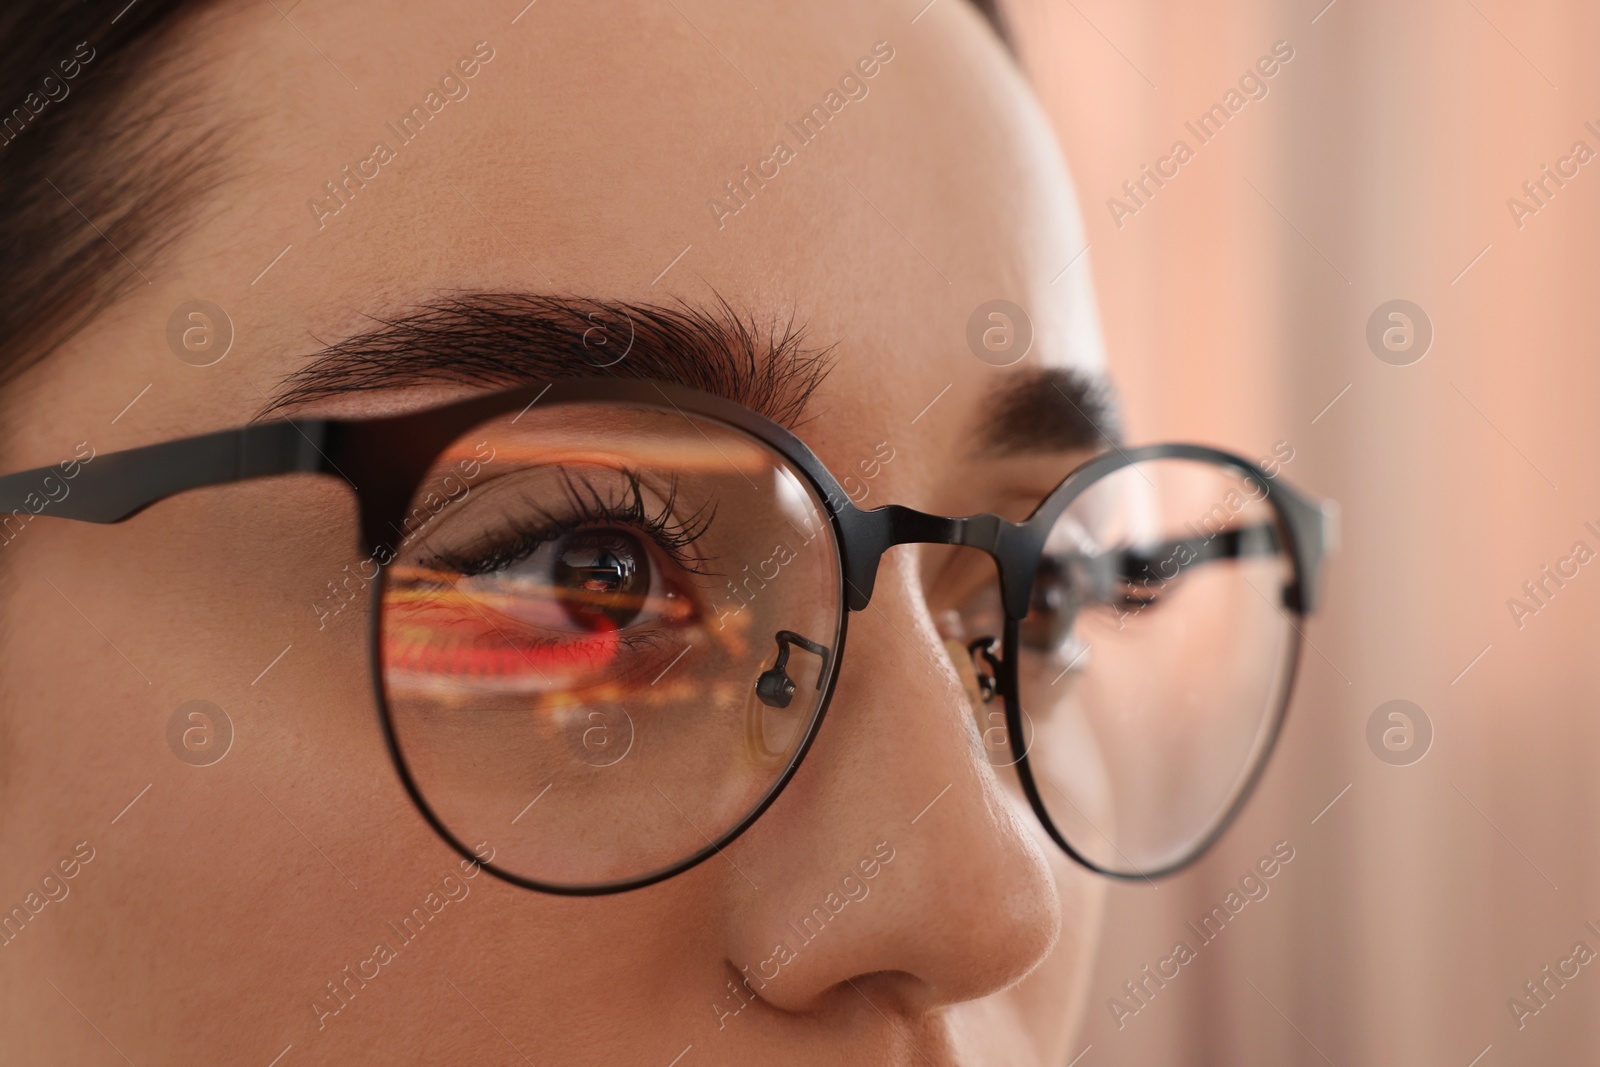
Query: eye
1114 577 1166 609
1110 547 1183 612
454 524 680 635
550 527 652 630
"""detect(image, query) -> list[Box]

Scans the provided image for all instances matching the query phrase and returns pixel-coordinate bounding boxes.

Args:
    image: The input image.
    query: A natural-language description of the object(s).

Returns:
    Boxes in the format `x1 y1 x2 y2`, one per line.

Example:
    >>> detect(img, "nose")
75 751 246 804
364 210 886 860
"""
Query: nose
723 548 1063 1016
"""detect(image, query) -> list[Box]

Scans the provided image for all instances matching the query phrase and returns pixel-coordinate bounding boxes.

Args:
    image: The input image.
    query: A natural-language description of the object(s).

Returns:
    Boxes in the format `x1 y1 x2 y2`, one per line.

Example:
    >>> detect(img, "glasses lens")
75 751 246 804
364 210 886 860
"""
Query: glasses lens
377 400 842 890
1014 456 1297 875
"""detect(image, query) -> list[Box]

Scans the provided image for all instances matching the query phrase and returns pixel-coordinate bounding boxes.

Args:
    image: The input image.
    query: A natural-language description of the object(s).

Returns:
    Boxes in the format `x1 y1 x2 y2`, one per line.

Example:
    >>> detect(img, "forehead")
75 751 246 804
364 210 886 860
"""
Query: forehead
20 0 1103 479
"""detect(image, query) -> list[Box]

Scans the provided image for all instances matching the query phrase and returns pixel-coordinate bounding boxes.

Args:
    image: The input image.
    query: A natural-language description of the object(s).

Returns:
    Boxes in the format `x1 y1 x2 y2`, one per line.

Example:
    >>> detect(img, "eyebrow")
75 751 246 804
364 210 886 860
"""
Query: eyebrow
974 366 1122 456
262 292 834 428
265 291 1118 457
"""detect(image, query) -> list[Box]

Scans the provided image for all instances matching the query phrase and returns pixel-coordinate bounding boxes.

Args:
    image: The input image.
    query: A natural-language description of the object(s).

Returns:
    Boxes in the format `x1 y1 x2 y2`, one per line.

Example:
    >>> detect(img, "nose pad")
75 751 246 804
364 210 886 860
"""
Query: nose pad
754 665 797 710
753 630 832 709
944 637 1007 761
747 630 832 763
944 636 1032 769
965 637 1003 703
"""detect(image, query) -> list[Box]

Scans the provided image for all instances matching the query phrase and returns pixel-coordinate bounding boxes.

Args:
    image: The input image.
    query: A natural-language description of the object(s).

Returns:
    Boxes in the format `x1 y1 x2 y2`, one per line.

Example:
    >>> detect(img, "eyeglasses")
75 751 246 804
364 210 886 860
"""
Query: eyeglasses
1 379 1334 895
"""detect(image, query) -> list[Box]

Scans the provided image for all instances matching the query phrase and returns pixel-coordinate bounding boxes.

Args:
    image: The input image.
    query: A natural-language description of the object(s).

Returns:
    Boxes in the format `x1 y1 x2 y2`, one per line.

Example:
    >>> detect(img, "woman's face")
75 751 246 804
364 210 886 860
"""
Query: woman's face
0 1 1112 1062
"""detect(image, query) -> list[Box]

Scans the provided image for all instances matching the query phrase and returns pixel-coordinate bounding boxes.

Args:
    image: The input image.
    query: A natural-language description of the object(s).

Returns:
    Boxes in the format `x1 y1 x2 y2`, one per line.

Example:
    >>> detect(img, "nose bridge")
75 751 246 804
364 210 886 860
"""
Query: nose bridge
734 549 1066 1015
838 503 1009 611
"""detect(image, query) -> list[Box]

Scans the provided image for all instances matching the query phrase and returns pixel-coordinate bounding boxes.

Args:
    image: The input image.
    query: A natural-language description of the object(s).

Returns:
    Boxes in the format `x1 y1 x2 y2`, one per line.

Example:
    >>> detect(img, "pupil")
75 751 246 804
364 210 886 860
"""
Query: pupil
553 529 650 630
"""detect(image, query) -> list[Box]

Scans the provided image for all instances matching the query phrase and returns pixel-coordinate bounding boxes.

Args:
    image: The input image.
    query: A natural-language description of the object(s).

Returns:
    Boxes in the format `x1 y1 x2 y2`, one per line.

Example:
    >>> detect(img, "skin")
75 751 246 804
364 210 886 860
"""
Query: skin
0 0 1111 1062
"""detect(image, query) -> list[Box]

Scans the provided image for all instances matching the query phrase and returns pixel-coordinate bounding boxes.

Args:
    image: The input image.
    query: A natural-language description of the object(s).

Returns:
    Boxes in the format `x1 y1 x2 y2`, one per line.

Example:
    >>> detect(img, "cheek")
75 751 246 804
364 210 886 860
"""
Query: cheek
0 479 426 1058
0 473 748 1061
1026 779 1107 1017
1026 843 1107 1046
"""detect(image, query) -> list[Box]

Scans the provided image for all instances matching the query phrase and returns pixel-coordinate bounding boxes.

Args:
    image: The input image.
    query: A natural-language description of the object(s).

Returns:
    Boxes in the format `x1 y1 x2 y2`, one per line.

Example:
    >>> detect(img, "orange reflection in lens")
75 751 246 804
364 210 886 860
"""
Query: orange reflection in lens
383 579 622 692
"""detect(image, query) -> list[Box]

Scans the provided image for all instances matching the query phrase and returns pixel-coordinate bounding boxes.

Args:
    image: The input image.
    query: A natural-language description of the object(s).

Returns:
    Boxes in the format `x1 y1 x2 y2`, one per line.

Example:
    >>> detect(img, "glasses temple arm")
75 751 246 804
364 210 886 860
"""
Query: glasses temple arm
0 421 335 525
1073 501 1334 615
1110 522 1282 585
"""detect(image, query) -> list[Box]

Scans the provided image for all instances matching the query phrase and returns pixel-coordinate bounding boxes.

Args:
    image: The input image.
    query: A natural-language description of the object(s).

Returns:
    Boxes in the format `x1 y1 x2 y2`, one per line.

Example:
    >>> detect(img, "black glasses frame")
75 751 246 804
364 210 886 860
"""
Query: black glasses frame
0 378 1334 894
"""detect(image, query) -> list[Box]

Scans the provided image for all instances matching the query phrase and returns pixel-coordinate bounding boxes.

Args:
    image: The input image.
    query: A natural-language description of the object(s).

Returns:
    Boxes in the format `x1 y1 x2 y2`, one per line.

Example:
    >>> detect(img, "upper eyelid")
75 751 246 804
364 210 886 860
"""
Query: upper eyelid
414 471 716 577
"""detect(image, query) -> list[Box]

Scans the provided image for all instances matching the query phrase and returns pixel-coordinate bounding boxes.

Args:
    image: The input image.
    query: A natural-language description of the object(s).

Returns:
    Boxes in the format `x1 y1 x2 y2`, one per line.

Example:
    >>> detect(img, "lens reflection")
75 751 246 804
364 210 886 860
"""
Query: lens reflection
378 402 842 890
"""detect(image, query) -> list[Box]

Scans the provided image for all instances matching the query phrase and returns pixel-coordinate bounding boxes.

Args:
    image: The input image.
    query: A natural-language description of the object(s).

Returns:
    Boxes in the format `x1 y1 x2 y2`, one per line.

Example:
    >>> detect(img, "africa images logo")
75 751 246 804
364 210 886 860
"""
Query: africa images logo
1106 840 1296 1029
706 41 895 230
1105 41 1295 229
306 42 496 231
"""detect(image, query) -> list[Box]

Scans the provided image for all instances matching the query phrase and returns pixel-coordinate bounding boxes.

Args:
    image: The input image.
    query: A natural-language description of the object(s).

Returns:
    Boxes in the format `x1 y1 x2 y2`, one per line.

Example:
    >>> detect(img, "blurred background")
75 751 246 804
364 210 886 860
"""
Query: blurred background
1005 0 1600 1062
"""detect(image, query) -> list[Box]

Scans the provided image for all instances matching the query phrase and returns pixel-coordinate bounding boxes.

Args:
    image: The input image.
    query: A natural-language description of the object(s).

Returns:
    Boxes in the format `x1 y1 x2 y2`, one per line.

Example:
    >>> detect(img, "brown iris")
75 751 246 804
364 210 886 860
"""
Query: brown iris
552 528 651 631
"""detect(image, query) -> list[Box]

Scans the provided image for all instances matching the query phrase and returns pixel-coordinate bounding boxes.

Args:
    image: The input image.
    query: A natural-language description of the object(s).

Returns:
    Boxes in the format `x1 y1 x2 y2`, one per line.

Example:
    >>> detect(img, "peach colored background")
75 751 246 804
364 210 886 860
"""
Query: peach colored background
1009 0 1600 1062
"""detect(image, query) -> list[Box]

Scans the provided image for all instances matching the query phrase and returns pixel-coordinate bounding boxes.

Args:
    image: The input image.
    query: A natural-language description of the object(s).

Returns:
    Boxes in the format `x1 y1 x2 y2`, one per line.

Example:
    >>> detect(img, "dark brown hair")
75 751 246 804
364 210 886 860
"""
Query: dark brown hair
0 0 1010 386
0 0 227 383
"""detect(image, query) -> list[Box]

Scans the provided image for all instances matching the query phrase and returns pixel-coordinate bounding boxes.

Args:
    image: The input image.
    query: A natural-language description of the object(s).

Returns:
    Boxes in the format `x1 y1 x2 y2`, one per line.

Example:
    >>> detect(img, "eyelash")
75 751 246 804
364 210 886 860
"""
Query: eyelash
427 468 719 580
